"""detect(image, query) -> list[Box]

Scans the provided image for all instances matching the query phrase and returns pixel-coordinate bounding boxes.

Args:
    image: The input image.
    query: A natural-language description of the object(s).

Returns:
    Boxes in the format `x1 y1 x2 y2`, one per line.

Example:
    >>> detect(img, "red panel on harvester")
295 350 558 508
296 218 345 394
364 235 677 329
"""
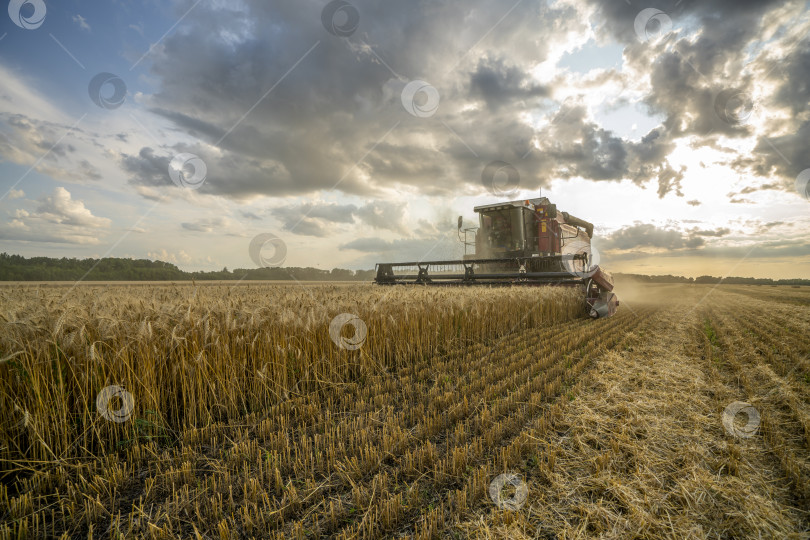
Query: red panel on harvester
536 214 560 253
537 218 549 252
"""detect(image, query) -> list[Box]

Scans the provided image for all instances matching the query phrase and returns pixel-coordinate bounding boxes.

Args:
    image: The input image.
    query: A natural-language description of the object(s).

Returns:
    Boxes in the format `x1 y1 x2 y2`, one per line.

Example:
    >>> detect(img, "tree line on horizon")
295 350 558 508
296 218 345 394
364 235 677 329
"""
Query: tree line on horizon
0 252 376 282
0 253 808 285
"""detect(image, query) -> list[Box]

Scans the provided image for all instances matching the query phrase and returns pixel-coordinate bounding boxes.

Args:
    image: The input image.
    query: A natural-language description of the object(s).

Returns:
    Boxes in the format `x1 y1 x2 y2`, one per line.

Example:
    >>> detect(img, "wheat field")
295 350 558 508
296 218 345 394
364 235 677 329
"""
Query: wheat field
1 282 808 538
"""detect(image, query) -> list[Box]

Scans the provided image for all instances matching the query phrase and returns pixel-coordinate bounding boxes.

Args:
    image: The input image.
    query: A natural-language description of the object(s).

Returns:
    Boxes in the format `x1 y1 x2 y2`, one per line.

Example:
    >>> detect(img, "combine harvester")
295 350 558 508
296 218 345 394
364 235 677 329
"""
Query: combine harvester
374 197 619 318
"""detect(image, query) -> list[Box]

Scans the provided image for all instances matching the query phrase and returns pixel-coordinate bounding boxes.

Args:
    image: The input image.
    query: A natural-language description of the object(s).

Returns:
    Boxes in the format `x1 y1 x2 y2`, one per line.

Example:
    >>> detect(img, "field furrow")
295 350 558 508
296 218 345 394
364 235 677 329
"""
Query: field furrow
703 295 810 504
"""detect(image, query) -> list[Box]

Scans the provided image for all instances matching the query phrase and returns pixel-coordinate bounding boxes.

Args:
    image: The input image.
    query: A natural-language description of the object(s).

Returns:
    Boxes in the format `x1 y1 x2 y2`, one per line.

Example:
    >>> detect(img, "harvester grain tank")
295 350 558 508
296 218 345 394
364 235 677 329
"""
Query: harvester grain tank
374 197 619 318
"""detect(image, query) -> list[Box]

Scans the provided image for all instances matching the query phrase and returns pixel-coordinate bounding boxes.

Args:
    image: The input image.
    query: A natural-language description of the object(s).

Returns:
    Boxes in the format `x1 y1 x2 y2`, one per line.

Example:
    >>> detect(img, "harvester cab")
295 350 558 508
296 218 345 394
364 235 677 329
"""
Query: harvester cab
375 197 619 318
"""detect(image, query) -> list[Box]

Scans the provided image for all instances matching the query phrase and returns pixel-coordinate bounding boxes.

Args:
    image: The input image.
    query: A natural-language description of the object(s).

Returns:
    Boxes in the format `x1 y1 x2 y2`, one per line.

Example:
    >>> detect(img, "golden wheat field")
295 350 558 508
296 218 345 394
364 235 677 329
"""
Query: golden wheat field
1 282 809 539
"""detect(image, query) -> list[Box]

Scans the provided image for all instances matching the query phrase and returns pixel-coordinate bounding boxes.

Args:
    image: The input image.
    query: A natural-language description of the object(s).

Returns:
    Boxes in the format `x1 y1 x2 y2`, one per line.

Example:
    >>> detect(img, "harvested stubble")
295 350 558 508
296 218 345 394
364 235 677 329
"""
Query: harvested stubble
457 285 810 539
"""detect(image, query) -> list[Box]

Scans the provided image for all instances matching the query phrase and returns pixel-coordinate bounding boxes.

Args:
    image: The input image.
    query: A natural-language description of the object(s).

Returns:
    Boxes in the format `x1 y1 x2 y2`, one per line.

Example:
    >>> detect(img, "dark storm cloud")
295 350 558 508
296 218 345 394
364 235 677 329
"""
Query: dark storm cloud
121 147 170 187
268 200 408 237
121 145 292 198
270 202 357 237
654 163 685 198
738 183 780 195
37 140 75 158
149 108 226 141
272 203 358 225
540 104 629 181
772 41 810 115
757 221 787 231
589 0 786 46
281 219 328 237
689 227 731 237
0 113 83 162
340 237 394 252
513 106 683 195
0 113 106 183
732 120 810 185
355 201 408 234
180 217 242 235
340 233 464 267
603 238 810 264
580 0 810 196
586 0 808 192
602 223 705 250
122 0 807 203
700 239 810 259
642 50 756 138
125 0 595 199
74 159 102 181
468 57 550 111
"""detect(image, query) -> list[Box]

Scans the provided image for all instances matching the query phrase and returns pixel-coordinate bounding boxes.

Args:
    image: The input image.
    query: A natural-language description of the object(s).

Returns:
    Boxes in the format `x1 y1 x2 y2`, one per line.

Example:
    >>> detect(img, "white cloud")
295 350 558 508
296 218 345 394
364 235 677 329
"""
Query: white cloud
147 248 192 265
0 62 194 195
0 65 67 124
180 216 246 236
0 187 110 244
37 187 110 228
72 14 91 32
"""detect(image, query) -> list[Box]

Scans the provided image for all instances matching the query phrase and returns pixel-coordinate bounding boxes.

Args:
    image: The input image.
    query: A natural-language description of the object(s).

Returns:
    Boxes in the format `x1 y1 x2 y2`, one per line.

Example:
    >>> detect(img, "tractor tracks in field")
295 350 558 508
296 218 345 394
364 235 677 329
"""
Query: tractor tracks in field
698 292 810 531
318 306 652 537
166 306 653 539
456 292 809 538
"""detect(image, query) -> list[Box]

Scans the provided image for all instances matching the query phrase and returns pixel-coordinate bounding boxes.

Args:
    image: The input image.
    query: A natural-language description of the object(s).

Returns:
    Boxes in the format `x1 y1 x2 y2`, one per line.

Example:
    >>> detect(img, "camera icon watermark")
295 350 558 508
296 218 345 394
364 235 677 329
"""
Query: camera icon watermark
168 153 207 189
321 0 359 37
722 401 760 439
88 72 127 110
488 473 528 511
481 160 520 198
561 239 600 279
8 0 46 30
96 385 135 423
795 169 810 201
329 313 367 350
249 232 287 268
634 8 672 43
714 89 754 126
401 80 440 118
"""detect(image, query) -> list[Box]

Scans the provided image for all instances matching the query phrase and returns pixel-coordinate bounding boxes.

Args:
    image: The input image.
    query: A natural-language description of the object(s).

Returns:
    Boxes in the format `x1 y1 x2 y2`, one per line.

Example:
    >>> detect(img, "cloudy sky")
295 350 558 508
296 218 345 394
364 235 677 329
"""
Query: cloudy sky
0 0 808 278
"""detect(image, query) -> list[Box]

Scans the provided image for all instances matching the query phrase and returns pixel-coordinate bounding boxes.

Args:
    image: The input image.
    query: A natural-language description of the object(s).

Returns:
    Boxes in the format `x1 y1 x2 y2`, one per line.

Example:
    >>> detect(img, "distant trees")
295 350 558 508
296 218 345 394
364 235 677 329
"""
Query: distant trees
0 253 376 282
616 273 694 284
615 272 809 286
